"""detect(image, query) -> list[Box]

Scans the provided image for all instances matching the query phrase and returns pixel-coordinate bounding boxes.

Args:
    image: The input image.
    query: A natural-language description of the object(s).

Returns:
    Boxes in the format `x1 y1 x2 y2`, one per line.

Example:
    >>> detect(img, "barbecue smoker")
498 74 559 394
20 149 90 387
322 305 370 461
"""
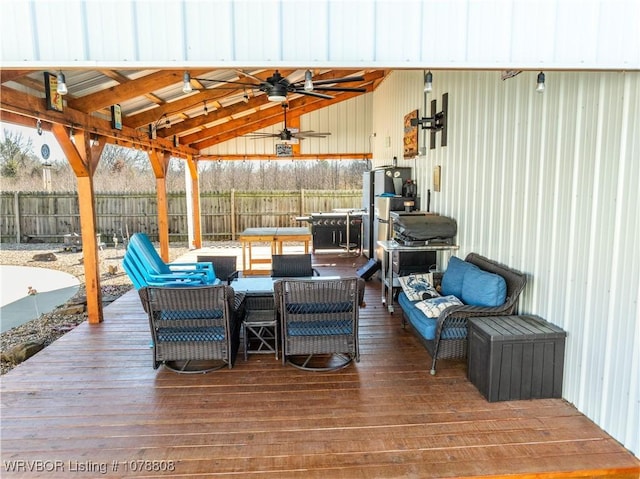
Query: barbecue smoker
299 212 363 251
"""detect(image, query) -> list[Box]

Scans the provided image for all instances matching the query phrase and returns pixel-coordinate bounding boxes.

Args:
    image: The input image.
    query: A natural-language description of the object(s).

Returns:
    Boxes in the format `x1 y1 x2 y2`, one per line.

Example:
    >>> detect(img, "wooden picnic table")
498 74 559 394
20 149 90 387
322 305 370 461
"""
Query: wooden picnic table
239 227 312 275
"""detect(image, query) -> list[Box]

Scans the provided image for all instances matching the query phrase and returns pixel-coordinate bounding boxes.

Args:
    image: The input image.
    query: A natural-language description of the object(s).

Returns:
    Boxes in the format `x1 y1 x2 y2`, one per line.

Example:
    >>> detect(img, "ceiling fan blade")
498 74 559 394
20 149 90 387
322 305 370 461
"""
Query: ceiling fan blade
306 75 365 85
296 132 331 138
312 86 367 92
235 70 265 83
245 133 280 138
295 90 334 99
196 78 259 87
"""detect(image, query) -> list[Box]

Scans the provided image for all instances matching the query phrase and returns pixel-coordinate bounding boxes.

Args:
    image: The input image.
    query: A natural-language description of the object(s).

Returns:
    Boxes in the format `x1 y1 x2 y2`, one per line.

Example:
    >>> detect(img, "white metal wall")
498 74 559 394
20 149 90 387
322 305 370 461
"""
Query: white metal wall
2 0 639 70
371 69 640 457
200 94 372 157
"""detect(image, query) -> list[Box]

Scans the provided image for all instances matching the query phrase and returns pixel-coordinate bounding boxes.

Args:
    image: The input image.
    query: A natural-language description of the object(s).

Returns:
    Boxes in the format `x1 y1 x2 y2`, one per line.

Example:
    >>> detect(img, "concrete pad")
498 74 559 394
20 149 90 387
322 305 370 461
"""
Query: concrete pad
0 265 80 333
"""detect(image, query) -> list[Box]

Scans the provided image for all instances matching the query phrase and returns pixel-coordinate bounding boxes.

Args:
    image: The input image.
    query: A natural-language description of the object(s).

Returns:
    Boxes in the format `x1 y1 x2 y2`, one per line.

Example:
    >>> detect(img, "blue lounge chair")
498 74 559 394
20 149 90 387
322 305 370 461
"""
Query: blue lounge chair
123 249 209 290
128 233 217 284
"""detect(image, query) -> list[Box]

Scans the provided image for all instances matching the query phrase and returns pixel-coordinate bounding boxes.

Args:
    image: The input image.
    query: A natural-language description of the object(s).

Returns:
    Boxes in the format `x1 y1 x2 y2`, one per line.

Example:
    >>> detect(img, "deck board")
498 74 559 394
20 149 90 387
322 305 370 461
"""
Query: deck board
1 252 638 478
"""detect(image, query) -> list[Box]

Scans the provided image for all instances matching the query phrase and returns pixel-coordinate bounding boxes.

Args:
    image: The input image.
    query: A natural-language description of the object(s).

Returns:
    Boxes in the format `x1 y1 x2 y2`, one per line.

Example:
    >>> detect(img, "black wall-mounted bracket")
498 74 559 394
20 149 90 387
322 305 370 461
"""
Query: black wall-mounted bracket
410 92 448 149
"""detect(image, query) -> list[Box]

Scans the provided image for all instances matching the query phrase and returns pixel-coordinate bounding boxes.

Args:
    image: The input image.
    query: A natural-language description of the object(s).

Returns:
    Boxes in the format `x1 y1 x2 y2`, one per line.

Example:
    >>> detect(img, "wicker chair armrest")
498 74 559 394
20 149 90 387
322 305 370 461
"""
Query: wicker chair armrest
233 291 246 313
435 303 515 337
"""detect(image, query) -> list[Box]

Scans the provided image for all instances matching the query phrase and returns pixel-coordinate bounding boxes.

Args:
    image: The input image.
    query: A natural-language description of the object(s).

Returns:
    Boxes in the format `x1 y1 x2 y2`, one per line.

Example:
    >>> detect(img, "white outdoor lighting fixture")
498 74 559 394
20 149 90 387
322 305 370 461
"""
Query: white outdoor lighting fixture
267 83 288 102
304 69 314 91
182 71 193 93
423 70 433 93
243 90 250 103
203 101 209 115
536 71 545 93
56 72 68 95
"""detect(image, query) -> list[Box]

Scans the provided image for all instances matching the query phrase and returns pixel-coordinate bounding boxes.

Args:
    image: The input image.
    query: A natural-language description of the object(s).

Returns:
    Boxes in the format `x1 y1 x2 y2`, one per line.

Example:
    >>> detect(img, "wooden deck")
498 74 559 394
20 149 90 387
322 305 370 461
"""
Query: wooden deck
1 252 639 478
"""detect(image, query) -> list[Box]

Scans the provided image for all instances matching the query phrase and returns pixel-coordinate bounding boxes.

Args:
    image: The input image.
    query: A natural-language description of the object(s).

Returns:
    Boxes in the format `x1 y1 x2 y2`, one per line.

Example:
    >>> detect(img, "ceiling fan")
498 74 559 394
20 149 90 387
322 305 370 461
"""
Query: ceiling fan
184 69 366 101
245 103 331 141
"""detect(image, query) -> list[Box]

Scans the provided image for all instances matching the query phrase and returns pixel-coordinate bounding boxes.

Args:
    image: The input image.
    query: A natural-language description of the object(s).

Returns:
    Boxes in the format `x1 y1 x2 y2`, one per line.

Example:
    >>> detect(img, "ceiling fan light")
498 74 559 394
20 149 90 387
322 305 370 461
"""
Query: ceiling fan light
304 69 314 91
267 89 288 103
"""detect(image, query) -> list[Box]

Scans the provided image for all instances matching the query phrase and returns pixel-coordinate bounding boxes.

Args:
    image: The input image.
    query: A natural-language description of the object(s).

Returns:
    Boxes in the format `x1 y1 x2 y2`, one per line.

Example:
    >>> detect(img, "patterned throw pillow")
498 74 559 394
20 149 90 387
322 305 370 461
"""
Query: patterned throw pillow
398 273 440 301
415 295 463 318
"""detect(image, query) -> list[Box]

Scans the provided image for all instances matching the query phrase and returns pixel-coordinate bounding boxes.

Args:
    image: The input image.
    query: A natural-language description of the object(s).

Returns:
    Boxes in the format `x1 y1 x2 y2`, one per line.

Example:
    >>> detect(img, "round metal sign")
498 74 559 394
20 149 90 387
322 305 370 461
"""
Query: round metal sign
41 144 51 160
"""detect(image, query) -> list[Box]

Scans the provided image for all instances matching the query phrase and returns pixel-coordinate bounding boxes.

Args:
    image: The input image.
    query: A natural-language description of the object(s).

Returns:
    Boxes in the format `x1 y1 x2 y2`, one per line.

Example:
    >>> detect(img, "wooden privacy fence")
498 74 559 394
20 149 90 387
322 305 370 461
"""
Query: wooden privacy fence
0 190 362 244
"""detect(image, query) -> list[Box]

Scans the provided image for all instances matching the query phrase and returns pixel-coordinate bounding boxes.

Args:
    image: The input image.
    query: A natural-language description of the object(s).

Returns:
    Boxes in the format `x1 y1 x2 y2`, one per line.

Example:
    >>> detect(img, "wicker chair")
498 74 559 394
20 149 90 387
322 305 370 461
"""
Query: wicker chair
138 285 245 373
274 277 365 371
271 254 319 278
197 255 240 284
402 253 527 375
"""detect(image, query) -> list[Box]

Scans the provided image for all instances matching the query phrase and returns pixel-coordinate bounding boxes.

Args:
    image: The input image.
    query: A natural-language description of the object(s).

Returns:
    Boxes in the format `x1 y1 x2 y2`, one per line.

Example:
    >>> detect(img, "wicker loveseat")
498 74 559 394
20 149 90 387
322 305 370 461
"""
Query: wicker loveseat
398 253 527 375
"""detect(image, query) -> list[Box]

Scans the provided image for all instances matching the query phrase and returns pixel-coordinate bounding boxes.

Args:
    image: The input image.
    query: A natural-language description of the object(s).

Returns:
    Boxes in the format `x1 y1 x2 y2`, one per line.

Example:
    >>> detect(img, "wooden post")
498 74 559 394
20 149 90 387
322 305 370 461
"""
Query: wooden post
230 189 236 240
51 124 104 324
148 149 170 261
14 192 21 243
185 155 201 249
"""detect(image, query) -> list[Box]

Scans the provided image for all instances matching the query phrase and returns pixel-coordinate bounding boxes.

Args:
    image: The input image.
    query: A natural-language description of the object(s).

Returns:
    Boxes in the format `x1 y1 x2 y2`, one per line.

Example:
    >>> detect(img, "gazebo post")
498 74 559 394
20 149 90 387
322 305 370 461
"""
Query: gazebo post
51 124 104 324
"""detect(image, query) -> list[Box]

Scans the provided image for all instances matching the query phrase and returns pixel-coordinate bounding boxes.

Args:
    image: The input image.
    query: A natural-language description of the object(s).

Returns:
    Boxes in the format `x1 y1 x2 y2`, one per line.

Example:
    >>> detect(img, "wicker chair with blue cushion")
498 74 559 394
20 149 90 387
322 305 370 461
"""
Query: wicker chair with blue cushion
274 277 365 371
138 285 245 373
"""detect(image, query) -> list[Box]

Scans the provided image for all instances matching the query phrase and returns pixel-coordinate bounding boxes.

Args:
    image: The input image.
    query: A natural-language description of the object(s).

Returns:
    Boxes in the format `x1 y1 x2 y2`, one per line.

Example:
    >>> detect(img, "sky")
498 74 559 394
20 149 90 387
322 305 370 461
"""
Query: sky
1 122 66 164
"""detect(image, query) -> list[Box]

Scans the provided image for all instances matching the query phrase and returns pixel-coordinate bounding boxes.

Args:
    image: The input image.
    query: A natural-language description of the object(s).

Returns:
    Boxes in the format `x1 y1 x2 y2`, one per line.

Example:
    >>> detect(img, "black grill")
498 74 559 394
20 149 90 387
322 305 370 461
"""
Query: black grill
305 213 362 250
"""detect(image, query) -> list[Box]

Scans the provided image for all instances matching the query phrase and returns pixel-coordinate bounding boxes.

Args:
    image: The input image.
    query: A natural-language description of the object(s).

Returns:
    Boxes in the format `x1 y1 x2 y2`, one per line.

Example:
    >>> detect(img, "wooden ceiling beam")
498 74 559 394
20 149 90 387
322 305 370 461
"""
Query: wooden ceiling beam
190 88 371 150
0 70 34 83
182 71 382 149
68 69 211 113
158 70 362 138
124 69 296 129
0 85 197 157
99 69 165 106
197 153 372 161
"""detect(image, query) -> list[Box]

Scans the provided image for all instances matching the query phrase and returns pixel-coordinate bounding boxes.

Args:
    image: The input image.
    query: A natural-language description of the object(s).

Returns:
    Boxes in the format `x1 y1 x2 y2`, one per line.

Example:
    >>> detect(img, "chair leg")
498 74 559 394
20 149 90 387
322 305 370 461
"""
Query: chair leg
163 360 227 374
286 353 354 372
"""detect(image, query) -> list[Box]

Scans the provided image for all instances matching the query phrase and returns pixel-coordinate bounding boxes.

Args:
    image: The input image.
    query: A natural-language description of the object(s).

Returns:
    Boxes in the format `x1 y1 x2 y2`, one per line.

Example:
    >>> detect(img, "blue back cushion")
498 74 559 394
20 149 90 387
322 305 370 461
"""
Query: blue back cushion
441 256 477 297
461 267 507 307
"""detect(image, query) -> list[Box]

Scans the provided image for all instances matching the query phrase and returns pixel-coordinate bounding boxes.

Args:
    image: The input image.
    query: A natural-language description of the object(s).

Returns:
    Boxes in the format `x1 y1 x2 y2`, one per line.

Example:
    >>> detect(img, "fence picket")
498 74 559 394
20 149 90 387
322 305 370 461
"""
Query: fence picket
0 190 362 243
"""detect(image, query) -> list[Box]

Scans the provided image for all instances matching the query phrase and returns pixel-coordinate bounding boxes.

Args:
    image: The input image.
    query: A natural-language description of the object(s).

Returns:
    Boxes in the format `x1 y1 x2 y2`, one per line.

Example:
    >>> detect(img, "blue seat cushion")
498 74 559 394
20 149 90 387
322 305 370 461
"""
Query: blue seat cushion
287 320 353 336
441 256 478 297
156 327 226 342
461 267 507 307
398 292 466 340
285 302 353 314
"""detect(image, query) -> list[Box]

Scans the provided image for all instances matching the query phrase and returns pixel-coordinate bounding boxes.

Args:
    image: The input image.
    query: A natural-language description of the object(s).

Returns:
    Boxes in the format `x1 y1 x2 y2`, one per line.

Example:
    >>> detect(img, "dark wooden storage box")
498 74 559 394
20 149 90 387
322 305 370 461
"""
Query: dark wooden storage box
468 315 566 402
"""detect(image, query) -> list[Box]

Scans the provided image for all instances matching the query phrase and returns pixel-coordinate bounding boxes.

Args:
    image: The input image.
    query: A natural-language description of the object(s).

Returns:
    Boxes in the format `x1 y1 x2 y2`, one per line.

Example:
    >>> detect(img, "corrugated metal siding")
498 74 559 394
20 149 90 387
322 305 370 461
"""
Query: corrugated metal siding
371 70 640 457
3 0 639 69
200 94 372 156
